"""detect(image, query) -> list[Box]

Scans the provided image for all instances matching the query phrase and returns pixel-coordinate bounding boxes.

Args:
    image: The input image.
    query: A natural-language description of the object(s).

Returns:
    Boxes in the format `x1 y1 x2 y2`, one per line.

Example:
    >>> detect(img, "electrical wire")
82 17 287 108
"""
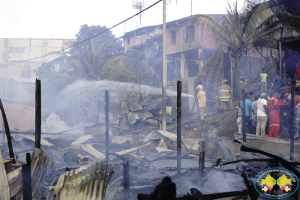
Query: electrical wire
9 0 163 63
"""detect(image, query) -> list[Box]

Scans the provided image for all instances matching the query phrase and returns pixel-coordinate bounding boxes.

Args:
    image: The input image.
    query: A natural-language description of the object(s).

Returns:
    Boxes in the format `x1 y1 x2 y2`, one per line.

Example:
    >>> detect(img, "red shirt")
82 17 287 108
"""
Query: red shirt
268 95 284 111
297 68 300 77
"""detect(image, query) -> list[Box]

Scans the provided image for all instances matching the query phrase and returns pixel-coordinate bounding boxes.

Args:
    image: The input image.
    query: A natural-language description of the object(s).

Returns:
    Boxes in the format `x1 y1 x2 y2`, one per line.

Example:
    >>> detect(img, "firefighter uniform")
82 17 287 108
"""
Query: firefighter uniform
196 85 207 120
268 95 284 138
216 81 232 111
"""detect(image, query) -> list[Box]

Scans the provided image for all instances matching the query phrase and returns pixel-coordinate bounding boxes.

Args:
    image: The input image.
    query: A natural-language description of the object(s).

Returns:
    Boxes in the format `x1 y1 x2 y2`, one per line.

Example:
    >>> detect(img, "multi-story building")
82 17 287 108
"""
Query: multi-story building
0 38 74 104
123 15 231 111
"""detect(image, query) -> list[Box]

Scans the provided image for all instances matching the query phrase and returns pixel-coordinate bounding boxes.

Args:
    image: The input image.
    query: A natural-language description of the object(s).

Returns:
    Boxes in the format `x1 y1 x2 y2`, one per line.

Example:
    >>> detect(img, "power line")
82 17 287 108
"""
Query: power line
9 0 163 63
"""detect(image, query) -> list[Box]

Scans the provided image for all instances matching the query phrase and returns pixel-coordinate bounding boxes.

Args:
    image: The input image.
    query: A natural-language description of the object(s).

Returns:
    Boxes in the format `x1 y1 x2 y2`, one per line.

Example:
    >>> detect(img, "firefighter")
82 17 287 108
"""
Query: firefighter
196 85 207 120
216 79 232 111
268 90 285 138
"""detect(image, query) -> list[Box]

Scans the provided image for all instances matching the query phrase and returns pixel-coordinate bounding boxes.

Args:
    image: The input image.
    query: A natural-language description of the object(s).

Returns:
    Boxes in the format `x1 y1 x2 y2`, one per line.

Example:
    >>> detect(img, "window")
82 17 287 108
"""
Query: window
186 25 195 42
21 65 31 78
170 30 176 44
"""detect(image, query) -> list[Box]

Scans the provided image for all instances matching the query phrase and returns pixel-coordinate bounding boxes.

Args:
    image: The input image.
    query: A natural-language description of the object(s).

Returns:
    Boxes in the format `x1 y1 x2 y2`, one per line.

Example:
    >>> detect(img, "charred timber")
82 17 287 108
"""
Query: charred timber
235 140 300 177
35 79 41 149
177 81 181 176
184 189 249 200
105 90 109 162
0 99 14 160
22 153 32 200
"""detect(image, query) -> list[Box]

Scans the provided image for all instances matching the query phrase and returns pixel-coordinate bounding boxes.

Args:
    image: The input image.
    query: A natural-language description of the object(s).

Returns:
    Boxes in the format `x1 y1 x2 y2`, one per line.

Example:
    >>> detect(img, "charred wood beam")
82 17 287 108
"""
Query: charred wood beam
242 90 246 142
221 159 300 166
177 80 181 177
290 79 295 160
22 153 32 200
123 162 129 189
199 151 205 175
241 172 259 200
105 90 109 162
35 79 41 149
0 99 14 160
235 140 300 177
184 189 249 200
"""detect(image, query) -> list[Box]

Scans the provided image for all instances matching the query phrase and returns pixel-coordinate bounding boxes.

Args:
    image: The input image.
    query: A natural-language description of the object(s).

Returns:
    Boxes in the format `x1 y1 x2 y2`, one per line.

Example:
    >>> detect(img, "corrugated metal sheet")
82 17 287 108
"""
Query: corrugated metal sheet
0 152 9 200
71 135 93 146
104 162 123 200
47 161 113 200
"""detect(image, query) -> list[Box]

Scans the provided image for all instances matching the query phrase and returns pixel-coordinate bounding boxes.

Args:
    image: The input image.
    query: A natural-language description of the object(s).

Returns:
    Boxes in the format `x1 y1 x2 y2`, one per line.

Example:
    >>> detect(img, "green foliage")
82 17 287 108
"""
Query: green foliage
67 24 124 79
193 1 268 98
34 62 55 79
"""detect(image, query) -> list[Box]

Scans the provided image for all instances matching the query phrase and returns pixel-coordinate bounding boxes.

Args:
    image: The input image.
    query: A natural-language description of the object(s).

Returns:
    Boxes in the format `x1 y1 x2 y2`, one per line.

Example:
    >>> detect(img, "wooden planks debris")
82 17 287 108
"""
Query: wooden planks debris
0 152 9 200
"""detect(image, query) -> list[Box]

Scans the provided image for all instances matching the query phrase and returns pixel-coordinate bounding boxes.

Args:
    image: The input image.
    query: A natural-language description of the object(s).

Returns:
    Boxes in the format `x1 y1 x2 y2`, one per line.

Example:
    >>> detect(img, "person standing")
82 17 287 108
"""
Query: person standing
252 94 260 131
216 79 232 111
256 93 268 136
260 69 268 92
268 91 285 138
240 92 252 134
237 105 242 133
196 85 207 120
294 90 300 139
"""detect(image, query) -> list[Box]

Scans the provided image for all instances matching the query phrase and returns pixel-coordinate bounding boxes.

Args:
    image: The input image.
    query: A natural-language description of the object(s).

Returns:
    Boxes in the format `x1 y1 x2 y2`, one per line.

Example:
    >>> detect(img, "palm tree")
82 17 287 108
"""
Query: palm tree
193 1 267 98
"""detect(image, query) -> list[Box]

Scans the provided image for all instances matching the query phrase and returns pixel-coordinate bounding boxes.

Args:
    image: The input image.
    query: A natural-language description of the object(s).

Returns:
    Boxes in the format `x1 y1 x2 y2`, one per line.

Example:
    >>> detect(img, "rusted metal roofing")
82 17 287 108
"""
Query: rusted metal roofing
47 161 113 200
0 152 9 200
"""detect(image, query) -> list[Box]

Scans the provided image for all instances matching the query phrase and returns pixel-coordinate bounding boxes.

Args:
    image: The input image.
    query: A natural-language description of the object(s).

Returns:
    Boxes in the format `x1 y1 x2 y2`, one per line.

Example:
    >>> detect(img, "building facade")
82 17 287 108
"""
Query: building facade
0 38 74 104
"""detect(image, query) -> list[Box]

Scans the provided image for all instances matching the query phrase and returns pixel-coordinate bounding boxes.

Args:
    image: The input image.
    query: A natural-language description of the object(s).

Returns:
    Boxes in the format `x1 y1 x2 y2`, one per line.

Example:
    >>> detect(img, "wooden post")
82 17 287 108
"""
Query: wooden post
260 47 263 71
177 81 182 177
123 162 129 189
290 80 295 161
279 41 283 77
199 151 205 175
0 99 14 159
105 90 109 162
35 79 41 149
242 90 246 142
22 153 32 200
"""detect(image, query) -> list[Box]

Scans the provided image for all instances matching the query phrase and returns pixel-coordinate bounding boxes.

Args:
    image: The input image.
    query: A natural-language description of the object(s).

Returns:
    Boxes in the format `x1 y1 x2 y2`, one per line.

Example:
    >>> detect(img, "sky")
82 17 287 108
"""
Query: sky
0 0 245 39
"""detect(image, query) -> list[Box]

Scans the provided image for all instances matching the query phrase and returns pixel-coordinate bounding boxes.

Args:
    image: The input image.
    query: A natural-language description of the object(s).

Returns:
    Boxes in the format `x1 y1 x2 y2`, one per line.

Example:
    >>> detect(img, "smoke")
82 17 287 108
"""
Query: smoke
41 113 71 133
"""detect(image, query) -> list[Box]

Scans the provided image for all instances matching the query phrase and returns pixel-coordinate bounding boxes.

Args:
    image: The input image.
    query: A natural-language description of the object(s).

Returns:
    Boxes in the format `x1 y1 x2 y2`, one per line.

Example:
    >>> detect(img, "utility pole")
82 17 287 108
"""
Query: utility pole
162 0 167 131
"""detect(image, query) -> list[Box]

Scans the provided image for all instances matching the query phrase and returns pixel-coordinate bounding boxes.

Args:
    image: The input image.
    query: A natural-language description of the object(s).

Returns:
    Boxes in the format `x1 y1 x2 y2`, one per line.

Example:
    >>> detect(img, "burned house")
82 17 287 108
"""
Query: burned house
123 15 267 112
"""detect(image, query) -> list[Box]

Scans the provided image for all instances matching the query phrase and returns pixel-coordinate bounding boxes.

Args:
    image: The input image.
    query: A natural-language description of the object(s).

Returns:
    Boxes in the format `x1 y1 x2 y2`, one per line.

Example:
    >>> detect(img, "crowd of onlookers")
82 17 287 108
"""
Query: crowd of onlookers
236 67 300 139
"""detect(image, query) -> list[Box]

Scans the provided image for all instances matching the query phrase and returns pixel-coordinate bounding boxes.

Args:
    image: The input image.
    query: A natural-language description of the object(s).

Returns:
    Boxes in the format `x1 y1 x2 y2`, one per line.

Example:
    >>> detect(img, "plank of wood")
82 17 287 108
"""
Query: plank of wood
0 152 9 200
7 166 22 198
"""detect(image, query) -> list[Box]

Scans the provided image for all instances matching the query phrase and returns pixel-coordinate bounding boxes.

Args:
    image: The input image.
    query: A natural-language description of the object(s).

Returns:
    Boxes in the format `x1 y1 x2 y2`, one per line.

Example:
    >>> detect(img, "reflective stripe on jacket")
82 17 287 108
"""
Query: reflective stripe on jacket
217 84 232 101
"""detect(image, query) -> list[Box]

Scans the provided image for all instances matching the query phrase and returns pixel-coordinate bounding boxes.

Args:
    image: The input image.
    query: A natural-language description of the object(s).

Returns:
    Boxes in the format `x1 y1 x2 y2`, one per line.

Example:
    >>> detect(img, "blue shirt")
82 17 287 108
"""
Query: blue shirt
240 99 252 116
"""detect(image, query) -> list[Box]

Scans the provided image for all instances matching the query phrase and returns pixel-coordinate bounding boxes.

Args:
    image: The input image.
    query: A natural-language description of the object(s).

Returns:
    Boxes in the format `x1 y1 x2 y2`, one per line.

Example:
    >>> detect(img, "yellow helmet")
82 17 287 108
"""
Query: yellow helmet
196 85 203 90
223 79 228 84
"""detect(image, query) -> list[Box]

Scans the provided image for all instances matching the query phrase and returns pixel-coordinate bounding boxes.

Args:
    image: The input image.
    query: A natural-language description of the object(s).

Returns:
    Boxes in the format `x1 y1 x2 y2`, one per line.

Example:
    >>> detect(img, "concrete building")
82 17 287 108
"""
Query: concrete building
123 15 227 112
0 38 74 104
123 15 263 111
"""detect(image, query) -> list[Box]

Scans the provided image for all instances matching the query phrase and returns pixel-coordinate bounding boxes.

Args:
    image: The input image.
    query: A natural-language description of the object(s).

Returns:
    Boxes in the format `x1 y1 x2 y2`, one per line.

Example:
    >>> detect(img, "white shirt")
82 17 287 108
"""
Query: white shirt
257 98 268 117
